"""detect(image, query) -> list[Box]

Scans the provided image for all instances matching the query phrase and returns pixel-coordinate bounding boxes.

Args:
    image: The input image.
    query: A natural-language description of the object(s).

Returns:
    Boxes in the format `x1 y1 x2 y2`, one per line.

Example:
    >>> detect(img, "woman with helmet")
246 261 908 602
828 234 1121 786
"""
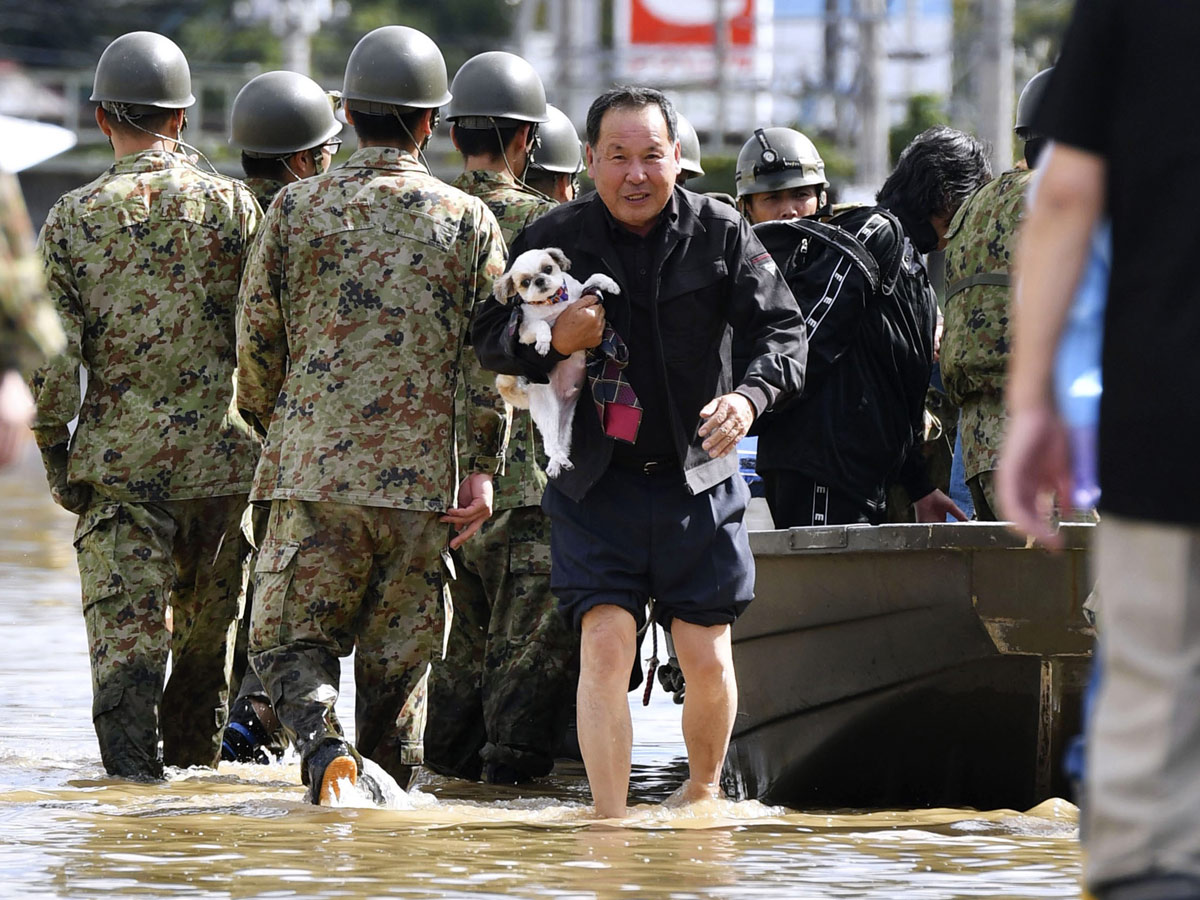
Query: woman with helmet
734 126 828 224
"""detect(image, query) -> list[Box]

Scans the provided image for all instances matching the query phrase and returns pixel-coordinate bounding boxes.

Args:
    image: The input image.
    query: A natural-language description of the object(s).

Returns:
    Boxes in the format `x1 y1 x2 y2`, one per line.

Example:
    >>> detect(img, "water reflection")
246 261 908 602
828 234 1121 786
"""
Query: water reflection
0 439 1084 899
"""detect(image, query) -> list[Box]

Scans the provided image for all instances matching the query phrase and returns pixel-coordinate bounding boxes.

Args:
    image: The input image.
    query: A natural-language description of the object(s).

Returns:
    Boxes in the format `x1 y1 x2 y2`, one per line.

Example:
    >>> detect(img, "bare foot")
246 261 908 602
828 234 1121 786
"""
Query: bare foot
662 779 723 809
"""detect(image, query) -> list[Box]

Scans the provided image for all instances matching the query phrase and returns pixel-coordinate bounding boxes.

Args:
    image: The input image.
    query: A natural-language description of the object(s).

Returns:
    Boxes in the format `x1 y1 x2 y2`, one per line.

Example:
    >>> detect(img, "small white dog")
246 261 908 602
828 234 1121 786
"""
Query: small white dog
493 247 620 478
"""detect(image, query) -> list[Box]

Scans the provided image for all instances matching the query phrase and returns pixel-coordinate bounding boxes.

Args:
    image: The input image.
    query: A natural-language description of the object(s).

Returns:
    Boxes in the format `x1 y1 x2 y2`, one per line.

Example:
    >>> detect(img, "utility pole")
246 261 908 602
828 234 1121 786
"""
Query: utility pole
855 0 888 191
714 0 730 152
978 0 1015 172
234 0 347 77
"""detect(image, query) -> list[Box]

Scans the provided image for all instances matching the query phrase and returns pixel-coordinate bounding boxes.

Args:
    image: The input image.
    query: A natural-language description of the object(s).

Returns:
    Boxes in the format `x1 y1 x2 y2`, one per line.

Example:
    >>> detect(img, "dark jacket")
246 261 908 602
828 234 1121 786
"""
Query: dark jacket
472 187 808 502
752 203 937 506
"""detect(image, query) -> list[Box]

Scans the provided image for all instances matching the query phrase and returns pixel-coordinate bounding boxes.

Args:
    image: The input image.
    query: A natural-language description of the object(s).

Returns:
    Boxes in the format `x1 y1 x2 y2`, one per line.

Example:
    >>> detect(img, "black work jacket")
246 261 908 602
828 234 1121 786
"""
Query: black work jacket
472 187 808 502
753 204 937 505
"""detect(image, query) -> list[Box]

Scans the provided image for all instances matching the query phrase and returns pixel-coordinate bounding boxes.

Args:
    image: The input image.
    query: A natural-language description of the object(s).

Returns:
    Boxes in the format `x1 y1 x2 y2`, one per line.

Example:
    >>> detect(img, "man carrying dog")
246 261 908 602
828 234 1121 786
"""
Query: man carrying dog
473 85 807 818
29 31 261 779
236 25 509 805
424 51 579 786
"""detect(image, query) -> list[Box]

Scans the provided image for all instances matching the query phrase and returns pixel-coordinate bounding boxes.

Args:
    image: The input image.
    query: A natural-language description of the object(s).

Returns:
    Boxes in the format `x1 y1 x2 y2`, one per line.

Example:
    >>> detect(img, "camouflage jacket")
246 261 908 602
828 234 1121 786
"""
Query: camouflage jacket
31 150 261 501
450 169 556 510
237 146 509 512
941 169 1031 477
0 170 65 374
242 176 286 213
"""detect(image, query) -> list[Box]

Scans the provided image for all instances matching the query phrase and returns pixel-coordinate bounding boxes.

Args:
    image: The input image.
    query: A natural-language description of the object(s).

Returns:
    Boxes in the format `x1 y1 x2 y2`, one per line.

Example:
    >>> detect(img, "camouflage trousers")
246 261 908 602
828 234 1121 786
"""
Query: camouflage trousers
248 499 449 785
425 506 578 781
74 495 248 778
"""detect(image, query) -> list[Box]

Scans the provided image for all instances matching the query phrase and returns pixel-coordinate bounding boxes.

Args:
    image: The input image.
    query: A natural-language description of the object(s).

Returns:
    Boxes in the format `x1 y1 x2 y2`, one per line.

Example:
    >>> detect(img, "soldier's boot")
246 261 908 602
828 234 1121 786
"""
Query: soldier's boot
221 695 285 764
304 740 383 806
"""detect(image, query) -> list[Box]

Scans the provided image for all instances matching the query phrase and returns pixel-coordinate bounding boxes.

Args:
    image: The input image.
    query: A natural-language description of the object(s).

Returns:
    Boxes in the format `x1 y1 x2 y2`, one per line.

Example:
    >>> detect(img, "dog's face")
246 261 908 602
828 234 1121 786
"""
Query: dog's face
495 247 571 305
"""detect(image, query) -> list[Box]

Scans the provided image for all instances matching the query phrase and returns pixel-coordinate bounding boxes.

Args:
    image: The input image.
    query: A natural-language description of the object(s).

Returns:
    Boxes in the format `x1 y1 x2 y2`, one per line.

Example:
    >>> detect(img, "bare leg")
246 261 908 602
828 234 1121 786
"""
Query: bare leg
669 620 737 803
577 605 638 818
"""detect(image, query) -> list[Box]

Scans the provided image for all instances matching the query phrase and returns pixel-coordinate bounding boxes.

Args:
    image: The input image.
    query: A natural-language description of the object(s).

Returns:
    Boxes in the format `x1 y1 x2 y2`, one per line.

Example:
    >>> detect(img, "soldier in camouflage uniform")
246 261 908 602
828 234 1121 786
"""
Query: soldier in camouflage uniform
29 32 261 779
230 70 343 212
941 69 1052 520
0 169 65 466
522 105 583 204
423 51 578 785
236 25 509 805
221 69 343 767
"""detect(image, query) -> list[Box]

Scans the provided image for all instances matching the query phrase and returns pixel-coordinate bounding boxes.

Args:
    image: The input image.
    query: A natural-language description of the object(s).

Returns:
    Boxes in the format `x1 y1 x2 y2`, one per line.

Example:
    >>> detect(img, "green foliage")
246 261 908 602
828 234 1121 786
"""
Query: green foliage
1015 0 1073 71
889 94 948 164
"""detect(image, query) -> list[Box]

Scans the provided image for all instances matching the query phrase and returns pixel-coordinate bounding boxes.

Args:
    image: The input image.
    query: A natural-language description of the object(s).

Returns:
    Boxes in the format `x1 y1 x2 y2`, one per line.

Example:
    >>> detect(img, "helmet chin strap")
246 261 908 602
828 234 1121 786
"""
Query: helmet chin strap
395 109 434 172
493 118 554 203
105 104 218 174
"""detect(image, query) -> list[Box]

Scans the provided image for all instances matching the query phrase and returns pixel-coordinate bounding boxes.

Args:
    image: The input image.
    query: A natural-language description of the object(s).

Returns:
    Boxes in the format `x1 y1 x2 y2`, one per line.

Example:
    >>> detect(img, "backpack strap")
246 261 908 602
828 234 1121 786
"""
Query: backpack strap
762 217 882 294
833 206 906 297
944 272 1012 302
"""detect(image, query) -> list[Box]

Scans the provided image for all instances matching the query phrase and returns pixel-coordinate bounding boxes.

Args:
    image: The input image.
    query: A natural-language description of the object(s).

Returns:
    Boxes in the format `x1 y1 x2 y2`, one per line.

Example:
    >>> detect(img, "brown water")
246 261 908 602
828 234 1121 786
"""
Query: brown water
0 440 1082 899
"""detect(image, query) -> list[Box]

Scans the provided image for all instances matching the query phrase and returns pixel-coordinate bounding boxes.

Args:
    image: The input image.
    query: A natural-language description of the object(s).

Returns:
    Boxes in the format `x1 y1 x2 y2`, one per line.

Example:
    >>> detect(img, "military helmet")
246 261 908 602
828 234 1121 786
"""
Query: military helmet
231 71 342 157
735 127 826 198
446 51 549 127
1015 67 1054 140
342 26 452 114
90 31 195 110
676 113 704 178
528 105 583 174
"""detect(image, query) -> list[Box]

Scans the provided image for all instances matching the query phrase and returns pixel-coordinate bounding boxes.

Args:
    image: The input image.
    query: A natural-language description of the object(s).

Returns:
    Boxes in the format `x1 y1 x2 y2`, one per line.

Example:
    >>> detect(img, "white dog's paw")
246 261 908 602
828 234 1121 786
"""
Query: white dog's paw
545 456 574 478
535 338 552 355
586 274 621 296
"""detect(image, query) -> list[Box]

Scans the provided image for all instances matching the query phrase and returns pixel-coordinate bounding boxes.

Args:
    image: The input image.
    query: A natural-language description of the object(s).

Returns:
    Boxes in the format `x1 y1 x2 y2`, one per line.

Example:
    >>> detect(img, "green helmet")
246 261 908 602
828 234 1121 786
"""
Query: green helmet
1015 67 1054 141
735 127 826 198
231 71 342 157
446 51 548 127
528 105 582 174
677 113 704 178
342 26 452 114
90 31 195 111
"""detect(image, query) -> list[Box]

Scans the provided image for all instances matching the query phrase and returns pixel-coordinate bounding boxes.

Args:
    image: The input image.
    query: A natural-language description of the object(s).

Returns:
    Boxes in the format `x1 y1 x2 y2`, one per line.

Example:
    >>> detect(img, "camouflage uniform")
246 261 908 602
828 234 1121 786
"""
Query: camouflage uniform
424 169 577 782
241 176 285 214
30 149 260 777
237 146 508 783
941 168 1032 520
0 170 65 374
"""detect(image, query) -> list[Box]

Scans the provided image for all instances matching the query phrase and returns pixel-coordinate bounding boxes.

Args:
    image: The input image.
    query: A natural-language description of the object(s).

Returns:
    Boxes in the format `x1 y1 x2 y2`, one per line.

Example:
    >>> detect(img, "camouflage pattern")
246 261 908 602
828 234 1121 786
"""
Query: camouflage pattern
941 168 1033 481
0 170 65 374
450 168 555 510
241 176 285 213
249 498 449 781
425 506 577 781
75 494 247 778
424 169 576 782
236 146 509 511
30 150 261 501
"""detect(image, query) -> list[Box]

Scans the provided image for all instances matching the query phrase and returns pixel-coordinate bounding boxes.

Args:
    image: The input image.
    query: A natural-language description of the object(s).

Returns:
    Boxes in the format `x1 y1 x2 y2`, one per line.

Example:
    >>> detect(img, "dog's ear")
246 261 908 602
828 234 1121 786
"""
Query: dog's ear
493 270 516 303
546 248 570 272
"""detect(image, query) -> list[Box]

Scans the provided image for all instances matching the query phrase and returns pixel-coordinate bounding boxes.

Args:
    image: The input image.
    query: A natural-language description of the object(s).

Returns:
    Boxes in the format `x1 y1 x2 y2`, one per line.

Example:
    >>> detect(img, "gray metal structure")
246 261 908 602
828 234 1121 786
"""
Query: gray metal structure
725 522 1094 810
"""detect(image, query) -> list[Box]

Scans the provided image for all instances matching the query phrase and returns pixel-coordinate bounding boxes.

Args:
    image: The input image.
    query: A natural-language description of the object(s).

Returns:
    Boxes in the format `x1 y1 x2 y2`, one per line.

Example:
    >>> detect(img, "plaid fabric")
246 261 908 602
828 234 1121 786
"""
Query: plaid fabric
588 324 642 444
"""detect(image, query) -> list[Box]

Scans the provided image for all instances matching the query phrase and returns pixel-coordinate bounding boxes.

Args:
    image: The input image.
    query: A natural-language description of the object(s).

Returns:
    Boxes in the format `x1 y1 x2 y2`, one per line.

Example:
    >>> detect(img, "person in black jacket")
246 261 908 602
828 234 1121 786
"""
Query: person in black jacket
752 126 991 527
472 86 807 818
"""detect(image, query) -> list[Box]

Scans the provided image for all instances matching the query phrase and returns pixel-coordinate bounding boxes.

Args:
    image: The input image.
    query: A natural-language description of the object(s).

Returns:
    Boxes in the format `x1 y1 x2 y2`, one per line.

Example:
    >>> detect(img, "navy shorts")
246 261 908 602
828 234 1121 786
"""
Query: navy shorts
542 465 755 633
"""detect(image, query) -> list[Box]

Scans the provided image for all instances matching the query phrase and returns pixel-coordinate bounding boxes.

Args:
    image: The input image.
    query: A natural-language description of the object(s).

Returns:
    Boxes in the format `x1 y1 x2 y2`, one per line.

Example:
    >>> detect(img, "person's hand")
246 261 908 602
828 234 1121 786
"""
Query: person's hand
441 472 494 549
698 392 755 459
997 404 1074 548
913 488 967 523
933 313 944 363
0 368 34 467
550 294 605 355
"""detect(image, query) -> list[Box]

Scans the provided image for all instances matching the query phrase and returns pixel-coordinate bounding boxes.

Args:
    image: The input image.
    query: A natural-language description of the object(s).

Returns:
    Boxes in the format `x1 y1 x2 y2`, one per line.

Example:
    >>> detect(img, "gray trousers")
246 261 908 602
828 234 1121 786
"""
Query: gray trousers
1087 515 1200 893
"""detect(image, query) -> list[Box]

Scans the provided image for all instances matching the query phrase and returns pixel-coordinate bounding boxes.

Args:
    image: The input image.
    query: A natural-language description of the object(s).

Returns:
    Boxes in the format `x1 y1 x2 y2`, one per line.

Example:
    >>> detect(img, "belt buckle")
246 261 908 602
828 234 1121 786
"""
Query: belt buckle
642 460 661 475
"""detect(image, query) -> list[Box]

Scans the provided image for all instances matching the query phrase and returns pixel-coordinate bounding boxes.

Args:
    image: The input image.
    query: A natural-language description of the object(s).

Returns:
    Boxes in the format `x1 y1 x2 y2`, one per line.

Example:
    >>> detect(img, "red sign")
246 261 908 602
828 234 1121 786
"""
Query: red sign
629 0 755 46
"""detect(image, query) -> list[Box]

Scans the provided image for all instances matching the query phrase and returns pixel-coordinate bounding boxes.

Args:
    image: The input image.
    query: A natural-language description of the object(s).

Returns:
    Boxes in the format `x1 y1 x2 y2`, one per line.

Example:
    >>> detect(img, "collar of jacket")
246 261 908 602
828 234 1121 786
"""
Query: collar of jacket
339 145 428 174
453 168 544 199
578 186 705 267
108 149 192 175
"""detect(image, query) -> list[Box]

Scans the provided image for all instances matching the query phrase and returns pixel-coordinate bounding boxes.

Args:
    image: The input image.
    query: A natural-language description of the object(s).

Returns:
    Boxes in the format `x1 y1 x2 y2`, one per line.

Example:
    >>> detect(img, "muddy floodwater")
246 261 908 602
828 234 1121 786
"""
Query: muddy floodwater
0 442 1083 899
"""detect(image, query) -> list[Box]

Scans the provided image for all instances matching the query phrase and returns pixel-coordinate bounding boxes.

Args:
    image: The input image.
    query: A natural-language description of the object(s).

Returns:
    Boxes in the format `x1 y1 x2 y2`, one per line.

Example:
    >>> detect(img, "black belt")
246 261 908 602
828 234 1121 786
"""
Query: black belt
610 455 680 476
